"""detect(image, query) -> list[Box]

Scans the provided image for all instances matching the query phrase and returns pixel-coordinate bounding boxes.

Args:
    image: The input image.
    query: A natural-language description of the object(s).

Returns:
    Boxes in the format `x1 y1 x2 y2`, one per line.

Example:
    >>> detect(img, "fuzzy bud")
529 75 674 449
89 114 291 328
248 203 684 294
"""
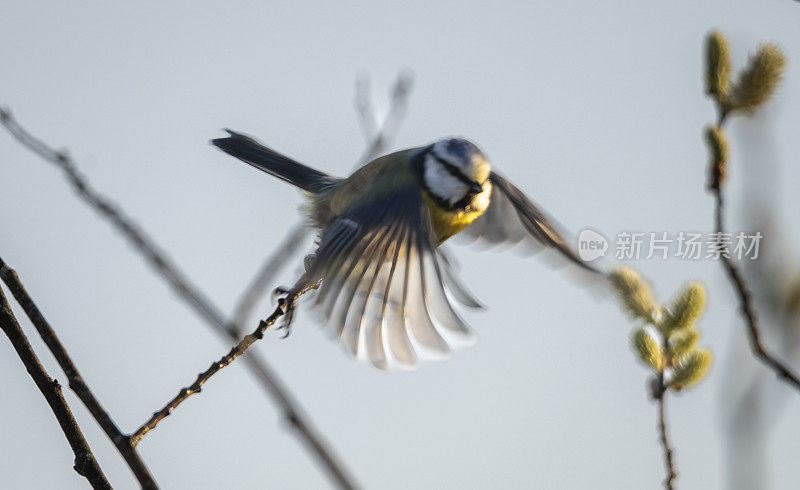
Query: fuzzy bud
669 348 712 390
609 267 659 322
659 282 706 334
632 326 665 371
705 31 732 101
727 43 786 113
667 328 699 359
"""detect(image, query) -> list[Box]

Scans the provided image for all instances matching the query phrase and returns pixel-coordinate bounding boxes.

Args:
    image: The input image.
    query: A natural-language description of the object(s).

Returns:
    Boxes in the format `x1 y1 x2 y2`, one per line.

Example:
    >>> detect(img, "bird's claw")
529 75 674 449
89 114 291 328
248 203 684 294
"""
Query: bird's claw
276 292 298 339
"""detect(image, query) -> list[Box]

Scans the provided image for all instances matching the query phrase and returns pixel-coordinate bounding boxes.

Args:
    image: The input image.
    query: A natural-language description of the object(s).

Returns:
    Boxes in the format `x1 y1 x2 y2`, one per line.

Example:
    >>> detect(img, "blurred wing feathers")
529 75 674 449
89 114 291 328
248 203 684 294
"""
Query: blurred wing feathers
308 185 476 370
464 172 599 273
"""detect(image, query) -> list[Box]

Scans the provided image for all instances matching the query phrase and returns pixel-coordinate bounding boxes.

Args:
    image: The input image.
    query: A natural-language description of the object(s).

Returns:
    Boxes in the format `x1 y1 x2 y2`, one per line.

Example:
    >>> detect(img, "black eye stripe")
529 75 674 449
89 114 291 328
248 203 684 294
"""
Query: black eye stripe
431 153 480 187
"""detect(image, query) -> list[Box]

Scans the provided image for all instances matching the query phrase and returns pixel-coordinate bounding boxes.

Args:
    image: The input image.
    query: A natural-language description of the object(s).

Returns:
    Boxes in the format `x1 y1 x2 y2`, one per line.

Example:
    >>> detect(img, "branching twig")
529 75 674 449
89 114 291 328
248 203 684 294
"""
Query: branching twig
0 107 359 490
610 269 713 489
355 70 414 167
707 107 800 392
0 284 112 490
0 257 157 489
703 33 800 392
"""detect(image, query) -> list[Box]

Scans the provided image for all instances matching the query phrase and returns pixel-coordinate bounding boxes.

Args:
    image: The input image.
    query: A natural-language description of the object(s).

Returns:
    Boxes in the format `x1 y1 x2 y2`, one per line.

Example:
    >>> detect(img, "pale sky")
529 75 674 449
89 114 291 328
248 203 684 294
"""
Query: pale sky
2 1 800 489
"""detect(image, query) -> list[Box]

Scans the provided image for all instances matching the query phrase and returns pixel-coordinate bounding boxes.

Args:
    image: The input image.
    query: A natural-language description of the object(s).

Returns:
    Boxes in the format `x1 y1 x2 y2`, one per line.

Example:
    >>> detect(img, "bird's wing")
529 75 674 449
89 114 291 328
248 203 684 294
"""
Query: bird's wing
306 184 477 370
461 171 599 273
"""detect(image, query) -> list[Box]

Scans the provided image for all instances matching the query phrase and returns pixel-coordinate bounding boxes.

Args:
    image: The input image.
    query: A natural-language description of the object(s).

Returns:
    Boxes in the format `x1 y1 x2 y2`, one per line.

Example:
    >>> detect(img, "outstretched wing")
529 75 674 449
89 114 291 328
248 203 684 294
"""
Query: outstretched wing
306 184 477 370
462 172 599 273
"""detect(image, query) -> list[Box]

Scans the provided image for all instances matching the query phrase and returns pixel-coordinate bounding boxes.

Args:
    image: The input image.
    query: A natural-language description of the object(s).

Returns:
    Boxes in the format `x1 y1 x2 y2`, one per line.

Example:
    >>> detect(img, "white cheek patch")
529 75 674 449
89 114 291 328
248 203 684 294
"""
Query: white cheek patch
424 159 469 205
472 182 492 212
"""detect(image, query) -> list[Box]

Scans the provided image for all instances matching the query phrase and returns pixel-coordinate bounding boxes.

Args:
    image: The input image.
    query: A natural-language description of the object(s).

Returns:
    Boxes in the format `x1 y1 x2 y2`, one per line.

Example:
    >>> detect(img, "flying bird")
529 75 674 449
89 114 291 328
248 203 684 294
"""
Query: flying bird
212 130 599 369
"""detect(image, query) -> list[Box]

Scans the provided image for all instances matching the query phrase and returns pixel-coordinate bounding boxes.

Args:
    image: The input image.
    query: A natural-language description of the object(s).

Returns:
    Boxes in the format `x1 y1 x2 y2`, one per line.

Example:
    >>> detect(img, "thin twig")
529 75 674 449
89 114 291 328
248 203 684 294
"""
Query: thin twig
0 284 112 490
356 70 414 167
0 257 157 489
0 107 236 337
354 74 379 143
655 378 676 490
711 189 800 390
131 295 296 444
709 107 800 391
0 106 359 489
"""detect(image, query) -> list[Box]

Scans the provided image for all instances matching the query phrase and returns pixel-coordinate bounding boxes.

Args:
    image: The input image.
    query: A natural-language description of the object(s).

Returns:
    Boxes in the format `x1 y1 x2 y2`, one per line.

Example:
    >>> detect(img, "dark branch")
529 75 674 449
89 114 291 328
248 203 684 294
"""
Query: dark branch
0 107 359 490
712 189 800 390
708 95 800 392
655 379 677 490
0 257 157 489
0 283 112 490
657 399 676 490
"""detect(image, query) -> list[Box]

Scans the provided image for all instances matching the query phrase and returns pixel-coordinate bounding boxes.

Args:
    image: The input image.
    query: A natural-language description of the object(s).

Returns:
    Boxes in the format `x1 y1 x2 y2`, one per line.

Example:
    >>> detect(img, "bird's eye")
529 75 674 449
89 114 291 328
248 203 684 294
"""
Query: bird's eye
432 153 481 190
432 153 462 175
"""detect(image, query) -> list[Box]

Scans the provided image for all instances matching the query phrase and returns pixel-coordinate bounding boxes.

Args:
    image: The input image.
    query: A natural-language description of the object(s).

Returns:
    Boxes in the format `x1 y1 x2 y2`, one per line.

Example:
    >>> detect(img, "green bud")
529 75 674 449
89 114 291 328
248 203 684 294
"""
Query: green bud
659 282 706 334
728 43 786 114
705 31 732 101
609 267 659 322
705 126 728 191
632 326 665 371
669 348 712 390
667 328 699 359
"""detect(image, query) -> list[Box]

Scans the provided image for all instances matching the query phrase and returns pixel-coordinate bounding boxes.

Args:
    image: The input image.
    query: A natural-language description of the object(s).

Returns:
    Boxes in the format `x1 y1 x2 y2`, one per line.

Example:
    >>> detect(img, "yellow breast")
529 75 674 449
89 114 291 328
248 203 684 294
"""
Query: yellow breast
424 182 492 243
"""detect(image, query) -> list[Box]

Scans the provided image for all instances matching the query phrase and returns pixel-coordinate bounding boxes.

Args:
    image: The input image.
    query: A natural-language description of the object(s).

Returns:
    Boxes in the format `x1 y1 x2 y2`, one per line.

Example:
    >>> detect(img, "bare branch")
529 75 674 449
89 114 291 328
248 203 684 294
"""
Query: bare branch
0 107 359 490
356 70 414 166
657 398 677 489
0 282 112 490
0 107 236 337
654 378 676 490
702 39 800 391
712 189 800 390
354 74 379 142
131 293 300 444
0 257 156 489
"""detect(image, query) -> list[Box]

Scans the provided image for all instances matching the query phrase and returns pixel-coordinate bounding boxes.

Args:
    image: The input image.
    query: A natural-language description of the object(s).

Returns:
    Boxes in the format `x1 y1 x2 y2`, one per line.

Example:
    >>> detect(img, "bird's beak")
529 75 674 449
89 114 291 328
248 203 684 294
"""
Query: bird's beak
468 181 483 195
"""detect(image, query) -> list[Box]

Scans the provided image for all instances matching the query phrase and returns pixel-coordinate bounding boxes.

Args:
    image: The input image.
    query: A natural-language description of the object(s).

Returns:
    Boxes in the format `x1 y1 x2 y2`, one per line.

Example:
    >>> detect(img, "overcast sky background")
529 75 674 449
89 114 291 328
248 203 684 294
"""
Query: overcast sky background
2 1 800 489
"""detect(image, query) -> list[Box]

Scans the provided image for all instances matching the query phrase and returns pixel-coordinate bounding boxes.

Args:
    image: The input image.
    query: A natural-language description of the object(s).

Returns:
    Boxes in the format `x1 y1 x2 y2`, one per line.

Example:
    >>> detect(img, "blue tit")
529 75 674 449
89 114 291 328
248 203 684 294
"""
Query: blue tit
212 130 599 369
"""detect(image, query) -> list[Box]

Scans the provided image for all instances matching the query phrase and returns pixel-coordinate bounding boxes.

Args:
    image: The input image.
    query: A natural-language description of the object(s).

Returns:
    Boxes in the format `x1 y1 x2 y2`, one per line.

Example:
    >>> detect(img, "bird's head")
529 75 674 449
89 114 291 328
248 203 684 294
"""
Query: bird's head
421 138 492 207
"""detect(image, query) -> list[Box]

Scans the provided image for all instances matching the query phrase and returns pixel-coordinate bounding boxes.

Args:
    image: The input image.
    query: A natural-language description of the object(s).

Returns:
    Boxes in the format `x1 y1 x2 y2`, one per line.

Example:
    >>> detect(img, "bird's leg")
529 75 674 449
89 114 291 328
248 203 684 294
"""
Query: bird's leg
272 263 323 338
270 284 299 338
276 291 298 338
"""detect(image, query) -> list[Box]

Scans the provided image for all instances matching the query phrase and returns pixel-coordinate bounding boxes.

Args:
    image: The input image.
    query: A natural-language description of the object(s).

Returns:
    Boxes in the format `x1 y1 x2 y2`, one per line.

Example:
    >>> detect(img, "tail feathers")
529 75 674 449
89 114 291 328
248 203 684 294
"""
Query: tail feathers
211 129 338 194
